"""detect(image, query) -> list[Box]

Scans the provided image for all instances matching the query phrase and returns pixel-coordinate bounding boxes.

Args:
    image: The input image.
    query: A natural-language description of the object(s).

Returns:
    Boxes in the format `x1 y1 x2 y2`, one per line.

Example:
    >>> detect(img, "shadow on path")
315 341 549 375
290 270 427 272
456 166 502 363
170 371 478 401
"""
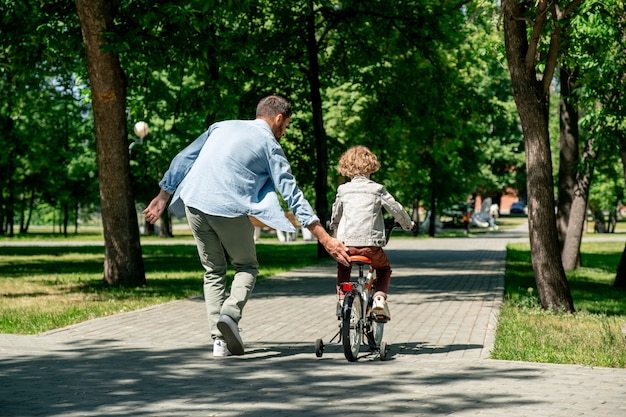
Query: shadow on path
0 339 544 417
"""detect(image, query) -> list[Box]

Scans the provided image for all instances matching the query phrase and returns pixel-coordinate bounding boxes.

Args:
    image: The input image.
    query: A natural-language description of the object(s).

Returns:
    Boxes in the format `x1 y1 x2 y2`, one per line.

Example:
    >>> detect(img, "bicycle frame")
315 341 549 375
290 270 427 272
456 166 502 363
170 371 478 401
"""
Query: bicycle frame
315 222 401 361
340 256 375 327
340 255 374 299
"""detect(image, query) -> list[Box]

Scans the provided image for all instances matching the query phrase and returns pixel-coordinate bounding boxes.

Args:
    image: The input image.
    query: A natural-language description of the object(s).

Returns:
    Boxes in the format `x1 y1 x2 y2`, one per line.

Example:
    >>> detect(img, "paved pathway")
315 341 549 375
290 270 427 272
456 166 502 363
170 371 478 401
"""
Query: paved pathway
1 224 625 416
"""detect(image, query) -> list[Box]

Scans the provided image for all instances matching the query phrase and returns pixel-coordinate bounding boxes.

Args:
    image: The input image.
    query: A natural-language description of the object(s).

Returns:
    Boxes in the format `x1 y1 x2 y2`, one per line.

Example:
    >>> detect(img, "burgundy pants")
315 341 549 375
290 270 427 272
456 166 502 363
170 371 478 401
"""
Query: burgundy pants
337 246 392 296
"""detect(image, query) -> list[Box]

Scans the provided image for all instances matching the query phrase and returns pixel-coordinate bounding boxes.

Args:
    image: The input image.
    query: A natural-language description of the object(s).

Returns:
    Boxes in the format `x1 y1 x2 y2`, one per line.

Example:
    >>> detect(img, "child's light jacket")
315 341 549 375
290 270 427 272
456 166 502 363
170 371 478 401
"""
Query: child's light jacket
330 176 412 247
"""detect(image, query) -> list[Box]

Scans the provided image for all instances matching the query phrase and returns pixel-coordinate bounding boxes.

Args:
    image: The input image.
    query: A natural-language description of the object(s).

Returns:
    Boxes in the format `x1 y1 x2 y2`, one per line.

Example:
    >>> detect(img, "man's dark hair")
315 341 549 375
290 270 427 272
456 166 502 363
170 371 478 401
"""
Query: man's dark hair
256 95 292 119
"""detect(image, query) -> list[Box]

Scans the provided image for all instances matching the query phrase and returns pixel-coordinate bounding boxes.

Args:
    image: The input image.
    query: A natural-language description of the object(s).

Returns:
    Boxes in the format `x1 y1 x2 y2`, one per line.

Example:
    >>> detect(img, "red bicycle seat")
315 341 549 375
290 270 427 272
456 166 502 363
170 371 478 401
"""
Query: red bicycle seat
349 255 372 264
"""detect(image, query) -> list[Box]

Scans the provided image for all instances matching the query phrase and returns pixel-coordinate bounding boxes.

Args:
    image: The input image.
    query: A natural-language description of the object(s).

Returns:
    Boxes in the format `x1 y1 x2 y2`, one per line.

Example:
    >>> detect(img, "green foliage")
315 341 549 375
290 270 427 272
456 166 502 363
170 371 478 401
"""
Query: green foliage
0 1 94 234
560 0 626 210
589 153 625 212
4 0 624 236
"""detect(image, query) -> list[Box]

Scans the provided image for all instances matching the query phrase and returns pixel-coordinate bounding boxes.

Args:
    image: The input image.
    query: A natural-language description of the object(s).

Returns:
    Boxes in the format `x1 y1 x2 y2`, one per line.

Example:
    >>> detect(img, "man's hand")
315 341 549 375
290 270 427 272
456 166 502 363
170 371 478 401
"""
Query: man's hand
306 221 350 266
143 189 171 225
322 236 351 266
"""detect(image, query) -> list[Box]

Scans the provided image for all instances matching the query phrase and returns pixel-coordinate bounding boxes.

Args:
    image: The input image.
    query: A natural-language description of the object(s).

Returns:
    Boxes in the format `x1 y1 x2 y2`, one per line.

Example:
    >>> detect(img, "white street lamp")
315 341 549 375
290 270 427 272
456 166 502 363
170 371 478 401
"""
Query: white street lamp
129 121 149 151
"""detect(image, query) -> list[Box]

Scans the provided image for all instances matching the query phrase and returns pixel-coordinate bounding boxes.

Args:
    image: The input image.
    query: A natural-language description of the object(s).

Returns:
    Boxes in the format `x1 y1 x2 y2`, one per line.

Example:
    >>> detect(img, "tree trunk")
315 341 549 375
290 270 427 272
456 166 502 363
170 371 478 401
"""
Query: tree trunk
18 187 26 234
562 137 598 271
75 0 146 287
617 131 626 182
158 211 174 238
62 200 69 238
556 65 579 249
428 188 437 237
6 190 14 237
25 188 34 233
502 0 574 312
305 1 330 259
614 131 626 288
561 194 587 271
142 221 155 236
74 200 80 235
412 196 420 236
615 246 626 289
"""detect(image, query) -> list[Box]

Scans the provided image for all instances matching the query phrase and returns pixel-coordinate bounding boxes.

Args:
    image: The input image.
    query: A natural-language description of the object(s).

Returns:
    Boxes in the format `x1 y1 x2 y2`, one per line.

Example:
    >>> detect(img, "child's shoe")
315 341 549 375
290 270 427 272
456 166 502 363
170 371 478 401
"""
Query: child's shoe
372 294 391 322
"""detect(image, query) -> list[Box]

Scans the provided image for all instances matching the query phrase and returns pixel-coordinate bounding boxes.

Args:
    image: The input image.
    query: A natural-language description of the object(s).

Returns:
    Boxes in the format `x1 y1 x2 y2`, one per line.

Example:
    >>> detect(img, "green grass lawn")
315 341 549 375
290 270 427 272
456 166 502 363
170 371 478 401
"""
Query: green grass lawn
2 220 625 367
0 242 320 334
491 241 626 368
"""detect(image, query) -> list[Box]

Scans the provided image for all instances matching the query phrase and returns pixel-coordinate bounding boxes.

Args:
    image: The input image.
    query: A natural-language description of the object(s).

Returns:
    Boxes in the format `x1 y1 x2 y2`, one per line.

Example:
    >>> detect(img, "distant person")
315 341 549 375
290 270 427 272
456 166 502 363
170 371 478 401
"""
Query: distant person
143 95 350 357
463 196 473 235
489 203 499 231
329 145 415 322
609 206 618 233
593 209 606 233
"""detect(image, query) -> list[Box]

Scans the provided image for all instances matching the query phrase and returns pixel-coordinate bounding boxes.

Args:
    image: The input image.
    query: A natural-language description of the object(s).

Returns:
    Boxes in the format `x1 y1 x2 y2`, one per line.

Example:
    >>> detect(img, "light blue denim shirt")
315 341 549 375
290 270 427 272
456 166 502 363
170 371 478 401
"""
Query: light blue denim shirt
159 119 319 232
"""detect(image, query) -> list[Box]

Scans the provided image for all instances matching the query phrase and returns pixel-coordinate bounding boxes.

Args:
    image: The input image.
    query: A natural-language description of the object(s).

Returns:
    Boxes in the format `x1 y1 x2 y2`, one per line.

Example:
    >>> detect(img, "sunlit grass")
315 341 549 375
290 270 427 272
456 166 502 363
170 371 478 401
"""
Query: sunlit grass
0 243 320 334
494 307 625 367
4 222 626 367
492 241 626 368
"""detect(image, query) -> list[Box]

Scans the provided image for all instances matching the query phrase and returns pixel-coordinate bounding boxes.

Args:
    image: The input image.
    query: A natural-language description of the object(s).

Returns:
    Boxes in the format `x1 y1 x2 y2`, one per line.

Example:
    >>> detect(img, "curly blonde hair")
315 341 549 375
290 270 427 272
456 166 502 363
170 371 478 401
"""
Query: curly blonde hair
338 145 380 178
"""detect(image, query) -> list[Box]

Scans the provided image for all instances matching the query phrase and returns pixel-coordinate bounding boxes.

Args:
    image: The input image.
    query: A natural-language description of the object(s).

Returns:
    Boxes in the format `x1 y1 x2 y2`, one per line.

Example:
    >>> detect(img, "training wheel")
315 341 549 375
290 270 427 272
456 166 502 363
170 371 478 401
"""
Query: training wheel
379 342 389 361
315 339 324 357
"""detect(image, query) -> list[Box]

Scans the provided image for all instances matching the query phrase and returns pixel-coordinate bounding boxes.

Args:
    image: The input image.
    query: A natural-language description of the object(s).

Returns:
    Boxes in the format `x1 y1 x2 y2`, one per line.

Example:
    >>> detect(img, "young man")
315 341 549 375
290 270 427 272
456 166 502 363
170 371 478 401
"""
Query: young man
143 95 349 357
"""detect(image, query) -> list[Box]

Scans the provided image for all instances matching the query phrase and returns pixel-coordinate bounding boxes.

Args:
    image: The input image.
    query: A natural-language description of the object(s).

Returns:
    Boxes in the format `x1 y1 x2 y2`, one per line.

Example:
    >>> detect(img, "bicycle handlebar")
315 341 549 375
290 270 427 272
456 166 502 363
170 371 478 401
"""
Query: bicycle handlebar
385 221 400 244
386 221 418 244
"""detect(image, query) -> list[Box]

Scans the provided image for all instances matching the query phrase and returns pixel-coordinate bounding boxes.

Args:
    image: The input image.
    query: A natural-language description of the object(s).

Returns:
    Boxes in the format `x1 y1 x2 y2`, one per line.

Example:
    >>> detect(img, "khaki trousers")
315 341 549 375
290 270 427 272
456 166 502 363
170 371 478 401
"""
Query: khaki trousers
185 207 258 340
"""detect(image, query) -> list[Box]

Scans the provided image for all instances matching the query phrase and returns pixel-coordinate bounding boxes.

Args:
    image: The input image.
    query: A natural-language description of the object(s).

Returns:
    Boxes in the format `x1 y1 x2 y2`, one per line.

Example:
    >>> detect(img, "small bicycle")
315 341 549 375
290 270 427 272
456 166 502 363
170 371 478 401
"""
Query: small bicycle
315 222 401 362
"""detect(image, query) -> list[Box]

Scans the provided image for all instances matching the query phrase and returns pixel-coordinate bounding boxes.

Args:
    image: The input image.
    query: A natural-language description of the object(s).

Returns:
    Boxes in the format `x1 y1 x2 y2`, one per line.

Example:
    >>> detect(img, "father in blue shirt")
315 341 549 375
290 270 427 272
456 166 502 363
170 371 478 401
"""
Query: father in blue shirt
143 95 350 357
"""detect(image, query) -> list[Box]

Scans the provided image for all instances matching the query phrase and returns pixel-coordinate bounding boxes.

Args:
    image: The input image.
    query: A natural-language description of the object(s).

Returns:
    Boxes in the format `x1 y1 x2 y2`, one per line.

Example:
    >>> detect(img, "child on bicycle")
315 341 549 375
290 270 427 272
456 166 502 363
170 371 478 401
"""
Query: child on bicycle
329 145 415 322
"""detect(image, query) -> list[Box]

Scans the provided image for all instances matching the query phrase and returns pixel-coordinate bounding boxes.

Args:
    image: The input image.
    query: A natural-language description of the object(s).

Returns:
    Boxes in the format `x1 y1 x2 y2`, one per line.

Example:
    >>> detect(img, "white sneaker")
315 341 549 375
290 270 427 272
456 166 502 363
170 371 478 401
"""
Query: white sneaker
372 295 391 322
213 339 231 357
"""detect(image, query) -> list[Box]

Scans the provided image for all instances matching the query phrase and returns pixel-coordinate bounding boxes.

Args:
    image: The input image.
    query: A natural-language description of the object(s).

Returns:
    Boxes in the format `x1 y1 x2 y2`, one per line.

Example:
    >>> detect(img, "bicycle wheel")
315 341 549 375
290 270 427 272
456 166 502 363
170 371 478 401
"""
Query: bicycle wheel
365 315 384 350
379 341 389 361
341 293 362 362
371 320 384 347
315 339 324 358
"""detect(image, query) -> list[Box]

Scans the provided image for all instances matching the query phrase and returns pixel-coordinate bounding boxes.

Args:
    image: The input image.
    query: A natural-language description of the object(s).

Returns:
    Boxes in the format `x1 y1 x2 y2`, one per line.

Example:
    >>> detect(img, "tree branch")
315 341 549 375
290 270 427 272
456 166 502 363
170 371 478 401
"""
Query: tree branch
543 0 584 94
557 0 585 20
526 0 549 69
543 22 561 95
